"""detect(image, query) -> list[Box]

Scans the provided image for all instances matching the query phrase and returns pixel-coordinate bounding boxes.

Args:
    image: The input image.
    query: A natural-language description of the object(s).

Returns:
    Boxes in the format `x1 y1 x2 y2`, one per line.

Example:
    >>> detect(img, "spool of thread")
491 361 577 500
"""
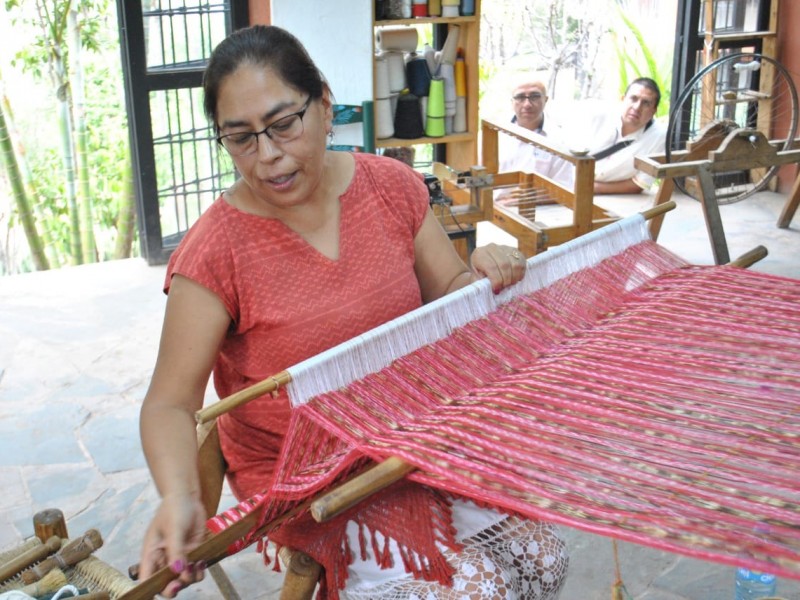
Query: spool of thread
394 92 425 139
376 26 419 52
460 0 475 16
383 50 407 94
454 53 466 97
438 25 460 67
375 98 395 139
406 55 432 97
375 0 387 20
375 56 395 140
425 77 445 137
412 0 427 17
445 116 454 135
439 62 456 117
427 0 441 16
442 0 460 15
420 96 428 125
375 55 391 99
454 96 467 133
386 0 411 18
422 43 437 75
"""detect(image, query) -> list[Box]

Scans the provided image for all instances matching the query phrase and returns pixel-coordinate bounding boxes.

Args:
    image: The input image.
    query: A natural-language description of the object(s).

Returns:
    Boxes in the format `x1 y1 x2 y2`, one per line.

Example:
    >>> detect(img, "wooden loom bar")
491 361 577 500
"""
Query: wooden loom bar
196 370 292 424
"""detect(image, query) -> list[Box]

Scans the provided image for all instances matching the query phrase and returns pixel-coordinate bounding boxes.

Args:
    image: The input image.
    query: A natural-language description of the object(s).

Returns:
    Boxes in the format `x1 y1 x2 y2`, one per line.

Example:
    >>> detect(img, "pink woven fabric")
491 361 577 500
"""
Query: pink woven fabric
211 240 800 594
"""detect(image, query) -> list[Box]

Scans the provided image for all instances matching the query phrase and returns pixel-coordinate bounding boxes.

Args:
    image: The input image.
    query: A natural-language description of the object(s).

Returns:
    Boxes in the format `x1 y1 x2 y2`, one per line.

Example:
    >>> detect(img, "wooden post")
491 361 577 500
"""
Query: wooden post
33 509 68 543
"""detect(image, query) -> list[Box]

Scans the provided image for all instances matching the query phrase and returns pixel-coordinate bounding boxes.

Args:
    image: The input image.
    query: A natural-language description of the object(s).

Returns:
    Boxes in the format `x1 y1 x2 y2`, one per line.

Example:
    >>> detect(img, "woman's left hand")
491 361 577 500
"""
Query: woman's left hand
470 243 527 293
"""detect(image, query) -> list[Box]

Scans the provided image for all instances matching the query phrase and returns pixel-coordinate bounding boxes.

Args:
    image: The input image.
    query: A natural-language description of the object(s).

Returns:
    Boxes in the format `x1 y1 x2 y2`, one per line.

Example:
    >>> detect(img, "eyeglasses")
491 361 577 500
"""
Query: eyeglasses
512 93 544 104
217 97 312 156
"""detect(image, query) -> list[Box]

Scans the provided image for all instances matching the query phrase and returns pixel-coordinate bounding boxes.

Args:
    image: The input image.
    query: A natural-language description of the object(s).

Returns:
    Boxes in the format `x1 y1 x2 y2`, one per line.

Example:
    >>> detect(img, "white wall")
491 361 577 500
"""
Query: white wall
270 0 373 106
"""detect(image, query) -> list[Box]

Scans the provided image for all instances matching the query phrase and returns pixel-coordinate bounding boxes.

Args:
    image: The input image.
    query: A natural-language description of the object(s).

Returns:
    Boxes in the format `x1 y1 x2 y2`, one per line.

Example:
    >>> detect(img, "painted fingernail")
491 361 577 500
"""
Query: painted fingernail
169 559 186 574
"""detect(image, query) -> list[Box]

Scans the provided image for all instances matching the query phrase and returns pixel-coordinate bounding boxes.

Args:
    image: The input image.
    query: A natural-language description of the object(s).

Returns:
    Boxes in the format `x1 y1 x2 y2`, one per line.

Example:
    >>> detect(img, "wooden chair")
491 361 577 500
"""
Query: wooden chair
196 420 322 600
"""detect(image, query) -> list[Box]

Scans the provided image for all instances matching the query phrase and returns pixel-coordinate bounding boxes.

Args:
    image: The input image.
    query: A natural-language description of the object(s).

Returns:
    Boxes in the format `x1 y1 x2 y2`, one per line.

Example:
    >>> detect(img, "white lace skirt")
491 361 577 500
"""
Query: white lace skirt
342 499 569 600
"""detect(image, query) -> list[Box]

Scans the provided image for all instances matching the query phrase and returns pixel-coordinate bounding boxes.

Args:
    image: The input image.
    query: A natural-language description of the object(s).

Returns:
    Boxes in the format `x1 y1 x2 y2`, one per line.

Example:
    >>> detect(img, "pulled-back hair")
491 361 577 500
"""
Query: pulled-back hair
203 25 327 130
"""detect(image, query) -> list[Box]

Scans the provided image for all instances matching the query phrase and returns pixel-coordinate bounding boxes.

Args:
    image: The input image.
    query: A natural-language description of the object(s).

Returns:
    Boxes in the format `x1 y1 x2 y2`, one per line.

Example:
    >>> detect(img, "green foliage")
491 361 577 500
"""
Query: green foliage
612 5 671 117
1 0 135 271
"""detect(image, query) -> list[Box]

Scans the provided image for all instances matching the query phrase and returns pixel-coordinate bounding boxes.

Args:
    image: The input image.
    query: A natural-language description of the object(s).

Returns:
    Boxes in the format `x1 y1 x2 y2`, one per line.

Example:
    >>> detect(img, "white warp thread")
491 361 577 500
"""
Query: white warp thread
286 213 649 407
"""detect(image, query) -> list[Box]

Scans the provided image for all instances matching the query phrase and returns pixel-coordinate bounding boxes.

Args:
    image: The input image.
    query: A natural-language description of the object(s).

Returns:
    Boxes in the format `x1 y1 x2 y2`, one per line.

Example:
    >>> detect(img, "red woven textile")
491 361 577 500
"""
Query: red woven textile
212 239 800 589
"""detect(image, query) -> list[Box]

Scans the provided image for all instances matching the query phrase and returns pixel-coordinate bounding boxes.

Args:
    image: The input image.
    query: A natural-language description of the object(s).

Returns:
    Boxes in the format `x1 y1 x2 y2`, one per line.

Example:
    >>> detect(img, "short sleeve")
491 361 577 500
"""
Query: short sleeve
164 200 240 321
357 154 429 239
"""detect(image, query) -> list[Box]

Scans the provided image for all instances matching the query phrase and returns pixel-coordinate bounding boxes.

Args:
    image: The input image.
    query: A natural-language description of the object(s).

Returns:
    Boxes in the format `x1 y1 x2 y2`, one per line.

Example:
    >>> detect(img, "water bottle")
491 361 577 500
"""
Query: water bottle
734 566 777 599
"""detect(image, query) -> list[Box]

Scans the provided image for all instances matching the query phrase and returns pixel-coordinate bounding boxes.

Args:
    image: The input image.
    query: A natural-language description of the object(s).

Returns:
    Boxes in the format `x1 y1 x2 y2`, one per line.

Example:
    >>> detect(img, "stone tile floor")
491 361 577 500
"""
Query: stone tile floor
0 189 798 599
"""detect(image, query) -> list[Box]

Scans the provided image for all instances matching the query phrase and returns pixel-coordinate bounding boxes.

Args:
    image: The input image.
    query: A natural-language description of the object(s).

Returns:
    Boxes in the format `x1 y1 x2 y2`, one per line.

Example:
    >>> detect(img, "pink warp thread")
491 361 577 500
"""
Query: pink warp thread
212 240 800 592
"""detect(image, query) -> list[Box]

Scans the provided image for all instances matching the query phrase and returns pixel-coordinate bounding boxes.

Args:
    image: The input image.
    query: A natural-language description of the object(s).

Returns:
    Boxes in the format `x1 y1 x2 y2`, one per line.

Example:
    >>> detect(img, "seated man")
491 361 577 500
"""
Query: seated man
575 77 666 195
498 78 574 189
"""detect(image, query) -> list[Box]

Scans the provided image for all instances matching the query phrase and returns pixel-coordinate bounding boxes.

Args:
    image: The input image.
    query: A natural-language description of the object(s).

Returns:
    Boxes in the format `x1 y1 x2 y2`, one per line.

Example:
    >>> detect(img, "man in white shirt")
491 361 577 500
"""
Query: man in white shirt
498 79 574 189
580 77 666 195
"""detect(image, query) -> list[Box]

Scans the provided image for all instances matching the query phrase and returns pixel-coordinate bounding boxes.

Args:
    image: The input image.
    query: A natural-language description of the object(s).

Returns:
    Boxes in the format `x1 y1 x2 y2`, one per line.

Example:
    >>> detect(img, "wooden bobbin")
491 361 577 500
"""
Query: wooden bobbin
278 550 321 600
33 508 69 543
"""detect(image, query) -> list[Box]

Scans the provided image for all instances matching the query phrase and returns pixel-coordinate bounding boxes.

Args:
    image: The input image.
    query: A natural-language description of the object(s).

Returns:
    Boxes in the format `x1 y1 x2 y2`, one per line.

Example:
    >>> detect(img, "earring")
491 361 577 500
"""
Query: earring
328 130 334 143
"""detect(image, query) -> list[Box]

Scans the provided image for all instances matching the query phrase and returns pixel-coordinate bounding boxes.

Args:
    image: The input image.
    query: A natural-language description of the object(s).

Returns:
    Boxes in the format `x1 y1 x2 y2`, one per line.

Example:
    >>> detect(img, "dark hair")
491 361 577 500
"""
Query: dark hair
625 77 661 109
203 25 327 131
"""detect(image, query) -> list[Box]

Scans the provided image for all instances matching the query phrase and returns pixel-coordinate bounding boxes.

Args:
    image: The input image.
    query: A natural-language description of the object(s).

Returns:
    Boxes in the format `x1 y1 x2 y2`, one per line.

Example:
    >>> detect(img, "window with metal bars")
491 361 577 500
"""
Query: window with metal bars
117 0 249 265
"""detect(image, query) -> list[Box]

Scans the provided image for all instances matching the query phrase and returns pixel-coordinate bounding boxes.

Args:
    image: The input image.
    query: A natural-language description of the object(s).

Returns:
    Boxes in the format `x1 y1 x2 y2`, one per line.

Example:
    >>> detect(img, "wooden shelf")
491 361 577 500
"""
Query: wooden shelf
374 15 479 26
372 1 482 171
376 132 474 148
701 29 776 42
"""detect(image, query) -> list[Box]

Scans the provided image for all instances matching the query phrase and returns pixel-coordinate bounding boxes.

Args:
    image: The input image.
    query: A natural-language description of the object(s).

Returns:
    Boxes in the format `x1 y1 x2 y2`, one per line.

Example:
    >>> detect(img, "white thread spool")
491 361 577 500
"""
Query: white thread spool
375 26 419 52
423 43 437 75
383 51 407 95
374 56 395 139
454 96 467 133
440 62 457 117
375 55 391 100
438 25 460 67
441 5 459 16
375 98 395 139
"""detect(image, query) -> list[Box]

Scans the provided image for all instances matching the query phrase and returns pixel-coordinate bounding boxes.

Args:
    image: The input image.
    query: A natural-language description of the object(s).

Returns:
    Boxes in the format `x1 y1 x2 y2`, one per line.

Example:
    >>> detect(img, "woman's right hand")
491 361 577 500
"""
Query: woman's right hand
138 492 208 597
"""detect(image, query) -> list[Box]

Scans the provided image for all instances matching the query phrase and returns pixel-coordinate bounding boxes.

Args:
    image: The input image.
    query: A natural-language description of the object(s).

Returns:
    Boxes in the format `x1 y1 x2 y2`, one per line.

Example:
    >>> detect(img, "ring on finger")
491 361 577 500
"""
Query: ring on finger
510 250 523 260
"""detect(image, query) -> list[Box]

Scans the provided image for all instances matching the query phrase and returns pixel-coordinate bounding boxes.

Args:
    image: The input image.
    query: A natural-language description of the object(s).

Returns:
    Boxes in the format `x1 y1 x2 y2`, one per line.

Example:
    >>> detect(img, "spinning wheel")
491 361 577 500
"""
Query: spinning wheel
666 52 799 204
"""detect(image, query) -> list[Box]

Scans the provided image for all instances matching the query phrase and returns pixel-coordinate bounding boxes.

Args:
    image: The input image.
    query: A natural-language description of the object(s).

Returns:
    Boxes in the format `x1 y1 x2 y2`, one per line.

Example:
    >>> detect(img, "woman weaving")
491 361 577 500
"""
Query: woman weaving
136 25 568 599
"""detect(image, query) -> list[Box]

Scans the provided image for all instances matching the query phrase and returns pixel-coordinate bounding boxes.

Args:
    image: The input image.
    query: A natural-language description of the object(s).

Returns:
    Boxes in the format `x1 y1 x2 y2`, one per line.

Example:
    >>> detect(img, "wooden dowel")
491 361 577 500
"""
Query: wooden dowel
728 245 768 268
34 508 68 543
0 536 61 583
310 457 416 523
278 551 322 600
21 529 103 584
641 199 676 221
196 370 292 424
71 593 111 600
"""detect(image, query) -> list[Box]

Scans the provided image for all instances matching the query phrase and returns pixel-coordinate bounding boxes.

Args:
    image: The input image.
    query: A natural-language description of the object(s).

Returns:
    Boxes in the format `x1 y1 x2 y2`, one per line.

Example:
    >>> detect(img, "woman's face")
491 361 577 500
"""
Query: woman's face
215 62 332 209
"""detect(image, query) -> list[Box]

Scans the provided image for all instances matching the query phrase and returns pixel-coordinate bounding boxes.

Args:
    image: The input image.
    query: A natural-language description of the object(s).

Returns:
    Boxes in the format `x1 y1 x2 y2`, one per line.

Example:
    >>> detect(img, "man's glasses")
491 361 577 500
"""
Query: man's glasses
512 93 544 104
217 97 312 157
